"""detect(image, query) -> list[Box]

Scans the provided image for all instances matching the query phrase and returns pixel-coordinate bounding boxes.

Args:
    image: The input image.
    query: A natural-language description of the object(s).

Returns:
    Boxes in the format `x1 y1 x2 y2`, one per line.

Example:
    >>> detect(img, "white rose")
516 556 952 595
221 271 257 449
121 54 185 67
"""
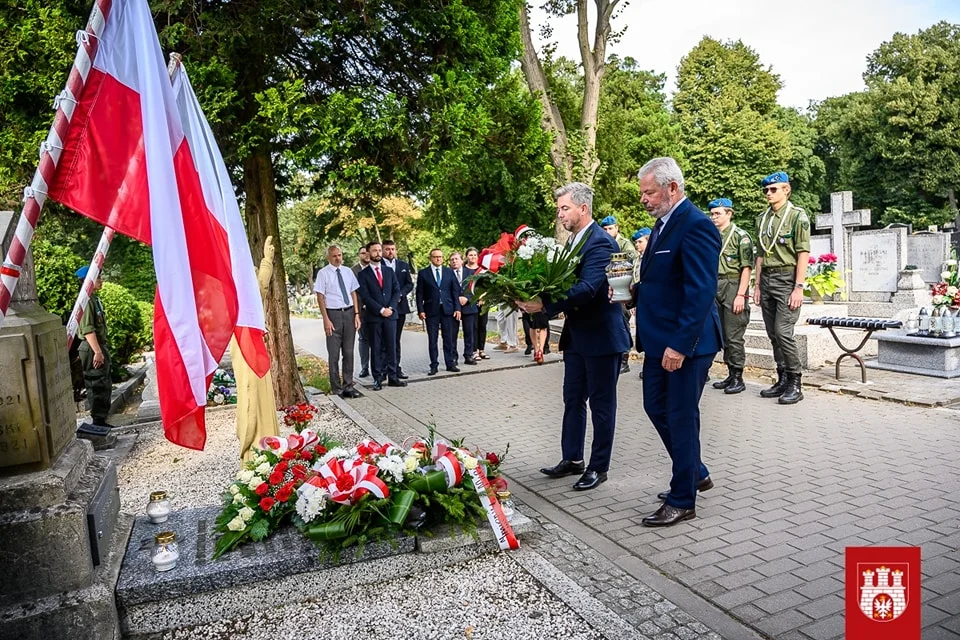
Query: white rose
948 287 958 297
948 260 958 267
227 516 245 531
229 484 240 495
238 470 255 483
255 455 268 465
942 271 952 281
238 506 255 521
256 462 271 475
232 493 245 504
248 478 265 492
462 455 478 470
404 456 419 472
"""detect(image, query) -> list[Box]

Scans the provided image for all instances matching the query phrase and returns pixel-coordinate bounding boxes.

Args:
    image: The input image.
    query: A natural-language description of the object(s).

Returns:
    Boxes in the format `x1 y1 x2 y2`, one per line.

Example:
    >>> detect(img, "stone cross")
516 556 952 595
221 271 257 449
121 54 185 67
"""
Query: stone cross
815 191 872 279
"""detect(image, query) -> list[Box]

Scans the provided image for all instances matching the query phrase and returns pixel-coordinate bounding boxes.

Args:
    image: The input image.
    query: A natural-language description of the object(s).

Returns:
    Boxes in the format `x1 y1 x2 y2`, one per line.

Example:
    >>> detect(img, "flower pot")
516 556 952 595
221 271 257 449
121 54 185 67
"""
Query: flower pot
808 290 824 304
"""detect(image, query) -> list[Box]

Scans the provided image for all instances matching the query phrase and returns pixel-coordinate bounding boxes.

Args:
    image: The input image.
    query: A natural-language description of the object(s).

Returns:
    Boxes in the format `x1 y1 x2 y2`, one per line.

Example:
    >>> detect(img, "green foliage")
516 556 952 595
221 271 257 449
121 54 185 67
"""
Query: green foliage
32 237 83 321
105 237 156 303
812 22 960 228
134 301 154 352
98 282 144 368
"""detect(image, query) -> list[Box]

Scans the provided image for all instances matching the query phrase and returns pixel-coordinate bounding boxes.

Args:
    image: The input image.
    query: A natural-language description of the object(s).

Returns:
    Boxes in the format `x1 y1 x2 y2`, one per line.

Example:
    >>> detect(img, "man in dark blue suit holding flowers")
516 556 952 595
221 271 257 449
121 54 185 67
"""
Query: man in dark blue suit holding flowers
518 182 630 492
632 157 723 527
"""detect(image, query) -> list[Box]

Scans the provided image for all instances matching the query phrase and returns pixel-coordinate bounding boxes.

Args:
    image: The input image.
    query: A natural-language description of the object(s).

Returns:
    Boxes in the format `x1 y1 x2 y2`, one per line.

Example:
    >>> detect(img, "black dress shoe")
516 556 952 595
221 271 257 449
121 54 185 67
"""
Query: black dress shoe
358 368 370 378
524 345 533 355
387 379 407 387
428 367 438 376
573 469 607 491
657 476 713 501
642 503 696 527
463 358 478 365
341 389 362 398
540 459 585 478
371 380 383 391
397 371 409 380
446 365 460 372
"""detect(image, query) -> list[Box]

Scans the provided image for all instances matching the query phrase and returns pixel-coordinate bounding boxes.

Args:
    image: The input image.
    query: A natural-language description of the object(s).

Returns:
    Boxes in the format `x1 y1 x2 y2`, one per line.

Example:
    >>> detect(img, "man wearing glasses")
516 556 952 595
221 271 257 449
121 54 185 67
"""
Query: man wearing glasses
708 199 755 396
752 171 810 405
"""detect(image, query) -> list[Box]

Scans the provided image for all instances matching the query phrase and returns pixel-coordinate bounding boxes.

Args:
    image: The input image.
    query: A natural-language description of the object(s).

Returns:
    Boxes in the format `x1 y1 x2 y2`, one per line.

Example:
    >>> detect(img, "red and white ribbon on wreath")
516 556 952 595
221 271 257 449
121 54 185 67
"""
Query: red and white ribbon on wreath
467 464 519 550
259 429 319 455
313 457 389 505
431 442 464 488
356 439 400 459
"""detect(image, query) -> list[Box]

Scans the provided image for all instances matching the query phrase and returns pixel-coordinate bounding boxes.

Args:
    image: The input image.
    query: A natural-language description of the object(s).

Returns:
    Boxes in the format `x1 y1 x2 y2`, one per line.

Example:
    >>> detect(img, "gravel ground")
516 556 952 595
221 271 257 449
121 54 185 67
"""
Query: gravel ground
116 396 368 513
159 553 603 640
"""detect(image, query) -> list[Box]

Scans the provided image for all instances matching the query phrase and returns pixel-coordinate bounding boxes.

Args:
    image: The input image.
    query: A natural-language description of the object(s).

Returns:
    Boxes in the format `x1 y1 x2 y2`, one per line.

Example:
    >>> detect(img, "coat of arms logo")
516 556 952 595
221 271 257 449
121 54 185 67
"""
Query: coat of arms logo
857 563 909 621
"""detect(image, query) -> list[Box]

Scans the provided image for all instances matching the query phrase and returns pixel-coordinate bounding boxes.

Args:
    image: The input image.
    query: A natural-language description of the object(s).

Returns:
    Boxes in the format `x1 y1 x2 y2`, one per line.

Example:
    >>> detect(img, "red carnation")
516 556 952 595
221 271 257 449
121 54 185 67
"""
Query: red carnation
255 482 270 496
282 450 297 460
313 445 327 457
259 497 276 512
336 474 356 492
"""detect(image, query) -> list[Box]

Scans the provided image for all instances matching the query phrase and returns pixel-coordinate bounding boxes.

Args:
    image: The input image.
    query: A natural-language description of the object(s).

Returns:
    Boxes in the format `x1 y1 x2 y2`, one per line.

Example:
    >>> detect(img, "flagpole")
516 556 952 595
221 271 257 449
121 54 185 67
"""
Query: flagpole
65 51 184 348
0 0 114 331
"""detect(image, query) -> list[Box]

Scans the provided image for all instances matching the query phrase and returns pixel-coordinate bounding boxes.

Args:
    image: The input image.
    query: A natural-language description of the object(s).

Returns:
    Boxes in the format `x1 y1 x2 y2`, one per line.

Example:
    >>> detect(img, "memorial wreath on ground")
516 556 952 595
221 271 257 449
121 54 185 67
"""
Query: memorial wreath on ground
213 426 517 558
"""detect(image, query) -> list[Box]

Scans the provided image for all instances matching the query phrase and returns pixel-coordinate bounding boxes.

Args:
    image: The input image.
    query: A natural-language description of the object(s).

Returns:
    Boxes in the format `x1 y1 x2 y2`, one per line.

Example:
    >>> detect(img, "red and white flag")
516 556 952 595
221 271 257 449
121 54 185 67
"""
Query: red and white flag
172 64 270 379
49 0 238 450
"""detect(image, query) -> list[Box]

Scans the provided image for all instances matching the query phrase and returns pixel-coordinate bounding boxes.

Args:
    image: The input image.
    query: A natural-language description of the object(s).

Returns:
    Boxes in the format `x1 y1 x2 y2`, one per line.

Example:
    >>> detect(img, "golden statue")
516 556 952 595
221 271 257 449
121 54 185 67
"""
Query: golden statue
231 236 279 460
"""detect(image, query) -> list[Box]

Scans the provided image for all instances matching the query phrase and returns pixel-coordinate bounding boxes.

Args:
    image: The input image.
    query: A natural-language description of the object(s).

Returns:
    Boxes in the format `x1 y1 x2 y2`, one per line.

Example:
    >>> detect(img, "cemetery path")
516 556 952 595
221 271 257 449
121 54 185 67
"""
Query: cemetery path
292 317 960 640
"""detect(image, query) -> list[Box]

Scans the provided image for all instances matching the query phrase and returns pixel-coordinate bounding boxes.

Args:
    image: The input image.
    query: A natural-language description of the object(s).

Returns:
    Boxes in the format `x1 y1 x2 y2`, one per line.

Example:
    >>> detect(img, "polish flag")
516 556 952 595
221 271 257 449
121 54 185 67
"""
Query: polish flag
172 64 270 379
49 0 238 450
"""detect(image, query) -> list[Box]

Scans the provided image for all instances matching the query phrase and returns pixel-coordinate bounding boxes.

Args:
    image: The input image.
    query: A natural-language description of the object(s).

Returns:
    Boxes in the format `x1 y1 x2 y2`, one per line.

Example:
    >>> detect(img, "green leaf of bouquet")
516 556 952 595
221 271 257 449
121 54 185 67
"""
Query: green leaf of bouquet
408 470 450 494
307 520 348 541
249 519 270 541
387 490 415 525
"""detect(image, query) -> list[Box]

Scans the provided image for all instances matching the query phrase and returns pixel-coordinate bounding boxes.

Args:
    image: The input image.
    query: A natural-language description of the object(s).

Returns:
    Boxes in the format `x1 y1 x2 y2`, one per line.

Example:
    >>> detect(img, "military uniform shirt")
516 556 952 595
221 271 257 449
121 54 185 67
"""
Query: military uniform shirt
755 201 811 268
78 294 107 346
615 234 638 260
718 224 756 279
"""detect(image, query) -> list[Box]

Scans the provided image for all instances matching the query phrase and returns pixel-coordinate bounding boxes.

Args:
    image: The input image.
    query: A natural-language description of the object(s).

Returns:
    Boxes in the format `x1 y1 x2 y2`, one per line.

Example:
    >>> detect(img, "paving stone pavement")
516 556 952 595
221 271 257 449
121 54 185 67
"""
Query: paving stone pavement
293 318 960 640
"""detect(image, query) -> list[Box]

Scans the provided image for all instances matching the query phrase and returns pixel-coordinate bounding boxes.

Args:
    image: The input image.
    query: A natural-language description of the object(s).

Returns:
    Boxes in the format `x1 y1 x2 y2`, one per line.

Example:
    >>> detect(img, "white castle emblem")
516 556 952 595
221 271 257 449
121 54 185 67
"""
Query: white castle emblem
858 565 908 621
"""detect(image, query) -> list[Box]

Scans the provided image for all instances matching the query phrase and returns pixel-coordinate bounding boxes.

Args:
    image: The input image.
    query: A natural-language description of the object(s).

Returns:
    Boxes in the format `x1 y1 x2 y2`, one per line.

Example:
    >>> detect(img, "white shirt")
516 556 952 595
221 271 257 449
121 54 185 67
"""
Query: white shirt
656 196 687 232
454 268 463 283
568 220 595 248
382 257 397 271
313 264 359 309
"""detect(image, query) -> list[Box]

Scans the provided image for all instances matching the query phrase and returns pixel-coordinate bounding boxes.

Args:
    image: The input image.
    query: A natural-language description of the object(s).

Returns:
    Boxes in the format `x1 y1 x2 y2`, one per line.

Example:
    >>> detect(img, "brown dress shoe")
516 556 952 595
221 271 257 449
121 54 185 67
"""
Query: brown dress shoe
641 503 696 527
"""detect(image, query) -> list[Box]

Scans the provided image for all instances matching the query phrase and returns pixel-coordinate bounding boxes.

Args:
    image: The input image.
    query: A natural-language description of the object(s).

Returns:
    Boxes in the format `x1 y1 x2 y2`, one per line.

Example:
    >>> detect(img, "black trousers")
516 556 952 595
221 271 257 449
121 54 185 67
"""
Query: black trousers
426 314 457 369
457 312 477 359
369 319 397 381
476 311 489 352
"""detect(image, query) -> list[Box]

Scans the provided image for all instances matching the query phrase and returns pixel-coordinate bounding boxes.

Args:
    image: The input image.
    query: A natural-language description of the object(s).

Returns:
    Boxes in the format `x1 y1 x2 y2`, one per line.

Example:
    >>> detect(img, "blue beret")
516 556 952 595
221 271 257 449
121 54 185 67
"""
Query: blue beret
761 171 790 186
632 228 651 241
75 265 89 279
708 198 733 210
600 215 617 227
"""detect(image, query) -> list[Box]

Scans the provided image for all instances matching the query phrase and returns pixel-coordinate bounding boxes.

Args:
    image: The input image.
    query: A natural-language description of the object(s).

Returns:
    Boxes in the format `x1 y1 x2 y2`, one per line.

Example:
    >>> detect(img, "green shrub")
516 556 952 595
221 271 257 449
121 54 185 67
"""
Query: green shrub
135 301 154 351
98 282 144 368
32 238 84 321
106 236 156 303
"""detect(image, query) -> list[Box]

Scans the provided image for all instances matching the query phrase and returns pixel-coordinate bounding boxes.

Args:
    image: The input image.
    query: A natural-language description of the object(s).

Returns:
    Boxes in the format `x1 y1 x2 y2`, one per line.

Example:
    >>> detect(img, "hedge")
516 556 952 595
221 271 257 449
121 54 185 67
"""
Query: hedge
98 282 144 369
32 238 84 321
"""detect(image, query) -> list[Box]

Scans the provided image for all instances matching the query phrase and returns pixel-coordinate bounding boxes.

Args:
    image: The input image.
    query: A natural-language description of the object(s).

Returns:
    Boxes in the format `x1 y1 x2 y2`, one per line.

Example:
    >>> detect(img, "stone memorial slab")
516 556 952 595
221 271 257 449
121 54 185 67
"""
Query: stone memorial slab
810 235 832 258
850 229 905 293
0 333 43 467
906 232 952 283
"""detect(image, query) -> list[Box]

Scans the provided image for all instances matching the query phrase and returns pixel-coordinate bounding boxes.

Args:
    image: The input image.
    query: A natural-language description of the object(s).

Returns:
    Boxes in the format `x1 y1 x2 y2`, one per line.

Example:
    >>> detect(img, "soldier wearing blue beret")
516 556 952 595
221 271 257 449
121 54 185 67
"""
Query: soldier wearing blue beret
75 266 114 427
600 215 638 261
708 199 754 395
753 171 810 404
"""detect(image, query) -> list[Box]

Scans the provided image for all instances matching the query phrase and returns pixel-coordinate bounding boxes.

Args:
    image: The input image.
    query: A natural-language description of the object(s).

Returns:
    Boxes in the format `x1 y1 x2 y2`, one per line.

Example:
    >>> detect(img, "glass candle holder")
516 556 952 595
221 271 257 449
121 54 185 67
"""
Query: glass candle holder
146 491 171 524
496 491 515 518
605 253 634 302
151 531 179 572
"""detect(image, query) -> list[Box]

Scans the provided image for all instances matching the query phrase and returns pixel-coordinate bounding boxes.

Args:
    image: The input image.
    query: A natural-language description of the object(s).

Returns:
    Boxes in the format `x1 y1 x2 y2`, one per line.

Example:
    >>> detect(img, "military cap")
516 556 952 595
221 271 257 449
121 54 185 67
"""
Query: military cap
75 265 90 279
600 215 618 227
761 171 790 186
708 198 733 210
632 228 651 241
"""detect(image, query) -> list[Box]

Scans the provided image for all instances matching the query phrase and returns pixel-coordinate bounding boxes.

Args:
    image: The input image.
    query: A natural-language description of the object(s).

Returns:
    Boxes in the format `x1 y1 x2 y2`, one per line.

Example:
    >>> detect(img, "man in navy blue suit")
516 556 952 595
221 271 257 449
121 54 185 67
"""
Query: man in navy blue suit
382 240 413 379
416 248 462 375
357 241 407 391
633 157 722 527
518 182 630 491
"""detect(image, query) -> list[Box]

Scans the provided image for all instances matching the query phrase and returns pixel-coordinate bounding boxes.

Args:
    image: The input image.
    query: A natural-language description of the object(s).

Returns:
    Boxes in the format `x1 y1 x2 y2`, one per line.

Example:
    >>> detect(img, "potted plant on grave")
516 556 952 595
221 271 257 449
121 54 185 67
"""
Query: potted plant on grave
804 253 846 302
930 255 960 311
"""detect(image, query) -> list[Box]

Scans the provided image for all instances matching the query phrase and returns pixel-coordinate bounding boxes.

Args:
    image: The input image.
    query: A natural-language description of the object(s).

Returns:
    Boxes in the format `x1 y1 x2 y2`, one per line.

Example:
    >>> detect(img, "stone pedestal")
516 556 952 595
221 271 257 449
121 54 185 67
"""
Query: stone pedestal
0 211 126 638
867 331 960 378
890 267 933 308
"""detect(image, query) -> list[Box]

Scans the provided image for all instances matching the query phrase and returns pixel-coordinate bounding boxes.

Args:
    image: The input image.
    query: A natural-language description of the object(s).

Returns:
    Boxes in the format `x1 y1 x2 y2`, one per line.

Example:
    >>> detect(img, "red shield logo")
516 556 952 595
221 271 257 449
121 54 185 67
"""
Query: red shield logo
846 547 920 639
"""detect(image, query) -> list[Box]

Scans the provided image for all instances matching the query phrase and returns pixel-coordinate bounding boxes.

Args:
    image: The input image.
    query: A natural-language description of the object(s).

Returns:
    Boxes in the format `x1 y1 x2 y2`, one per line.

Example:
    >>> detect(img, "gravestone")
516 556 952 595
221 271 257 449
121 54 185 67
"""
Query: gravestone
0 212 125 639
848 228 907 300
906 232 952 283
814 191 872 291
809 235 832 259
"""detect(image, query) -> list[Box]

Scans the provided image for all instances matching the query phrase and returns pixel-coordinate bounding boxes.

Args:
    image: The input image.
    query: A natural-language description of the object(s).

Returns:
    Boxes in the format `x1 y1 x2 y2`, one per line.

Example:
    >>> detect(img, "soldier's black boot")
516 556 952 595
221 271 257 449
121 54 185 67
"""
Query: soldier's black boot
724 368 745 394
760 367 786 398
778 372 804 404
712 367 734 390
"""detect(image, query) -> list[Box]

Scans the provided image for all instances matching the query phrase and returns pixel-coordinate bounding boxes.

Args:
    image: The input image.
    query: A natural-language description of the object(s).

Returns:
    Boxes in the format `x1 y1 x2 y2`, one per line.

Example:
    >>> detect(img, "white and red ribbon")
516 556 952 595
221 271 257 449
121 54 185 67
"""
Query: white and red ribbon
314 457 389 505
259 429 320 455
467 464 519 550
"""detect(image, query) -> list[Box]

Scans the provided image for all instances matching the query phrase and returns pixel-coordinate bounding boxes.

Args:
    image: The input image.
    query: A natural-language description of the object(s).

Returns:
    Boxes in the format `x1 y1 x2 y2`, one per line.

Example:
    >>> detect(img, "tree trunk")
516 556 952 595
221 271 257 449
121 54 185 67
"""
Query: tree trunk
243 147 305 407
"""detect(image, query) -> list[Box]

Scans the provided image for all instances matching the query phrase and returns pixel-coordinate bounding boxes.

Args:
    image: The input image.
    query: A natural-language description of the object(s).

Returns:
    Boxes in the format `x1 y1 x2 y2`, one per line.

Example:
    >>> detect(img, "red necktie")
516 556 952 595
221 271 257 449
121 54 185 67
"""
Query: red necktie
375 266 383 287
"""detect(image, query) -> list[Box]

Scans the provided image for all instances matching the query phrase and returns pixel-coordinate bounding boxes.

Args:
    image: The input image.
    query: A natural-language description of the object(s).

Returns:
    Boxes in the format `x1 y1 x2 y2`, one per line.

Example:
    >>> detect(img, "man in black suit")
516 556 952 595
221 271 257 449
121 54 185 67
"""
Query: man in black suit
382 240 413 379
356 241 407 391
416 248 462 375
449 252 478 365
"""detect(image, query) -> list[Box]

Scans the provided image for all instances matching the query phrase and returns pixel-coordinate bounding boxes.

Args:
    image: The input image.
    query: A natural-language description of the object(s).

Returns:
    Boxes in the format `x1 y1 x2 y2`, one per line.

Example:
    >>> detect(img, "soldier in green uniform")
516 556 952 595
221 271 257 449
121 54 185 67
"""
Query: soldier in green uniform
752 171 810 405
601 215 639 260
76 266 114 427
708 198 754 395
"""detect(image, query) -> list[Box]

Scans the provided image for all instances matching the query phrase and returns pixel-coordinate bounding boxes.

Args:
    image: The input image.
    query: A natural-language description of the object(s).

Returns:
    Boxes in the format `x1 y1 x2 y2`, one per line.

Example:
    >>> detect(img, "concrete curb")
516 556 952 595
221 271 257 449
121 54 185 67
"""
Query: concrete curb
108 363 148 415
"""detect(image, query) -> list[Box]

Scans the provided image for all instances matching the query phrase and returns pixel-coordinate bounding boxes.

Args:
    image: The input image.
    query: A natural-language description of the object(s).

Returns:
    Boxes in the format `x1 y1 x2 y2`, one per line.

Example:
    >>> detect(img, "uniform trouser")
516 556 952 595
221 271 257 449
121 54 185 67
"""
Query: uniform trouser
760 269 803 374
325 307 357 395
642 353 713 509
476 311 489 351
560 350 621 473
358 318 371 371
79 342 112 424
716 278 750 369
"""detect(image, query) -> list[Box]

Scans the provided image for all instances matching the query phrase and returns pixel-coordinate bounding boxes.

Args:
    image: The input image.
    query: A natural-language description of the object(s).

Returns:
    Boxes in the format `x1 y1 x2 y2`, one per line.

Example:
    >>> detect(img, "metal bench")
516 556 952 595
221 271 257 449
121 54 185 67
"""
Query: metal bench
806 317 903 382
